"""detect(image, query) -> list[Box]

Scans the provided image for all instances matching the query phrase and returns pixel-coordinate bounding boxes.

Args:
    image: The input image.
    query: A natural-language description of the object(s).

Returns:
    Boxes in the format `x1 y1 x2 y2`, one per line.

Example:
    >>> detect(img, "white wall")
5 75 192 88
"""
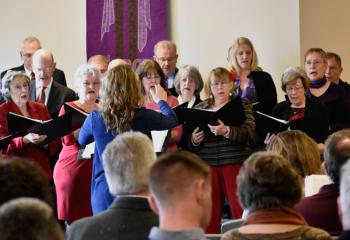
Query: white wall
300 0 350 83
0 0 86 89
0 0 299 98
170 0 300 101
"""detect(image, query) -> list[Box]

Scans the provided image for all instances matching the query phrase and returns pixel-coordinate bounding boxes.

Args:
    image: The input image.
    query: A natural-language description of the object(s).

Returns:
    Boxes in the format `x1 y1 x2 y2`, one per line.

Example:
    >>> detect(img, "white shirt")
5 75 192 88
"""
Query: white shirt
35 78 53 105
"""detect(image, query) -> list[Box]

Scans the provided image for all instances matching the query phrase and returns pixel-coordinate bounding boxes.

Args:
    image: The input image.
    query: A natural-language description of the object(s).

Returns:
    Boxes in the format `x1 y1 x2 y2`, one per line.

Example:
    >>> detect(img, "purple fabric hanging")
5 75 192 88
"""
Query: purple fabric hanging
86 0 168 63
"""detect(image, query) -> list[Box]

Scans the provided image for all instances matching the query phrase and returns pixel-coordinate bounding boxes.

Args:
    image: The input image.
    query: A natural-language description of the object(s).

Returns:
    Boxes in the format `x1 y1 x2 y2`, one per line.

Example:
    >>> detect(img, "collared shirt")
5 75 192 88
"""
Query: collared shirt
177 95 197 108
166 73 176 89
35 78 53 105
23 66 33 78
148 227 207 240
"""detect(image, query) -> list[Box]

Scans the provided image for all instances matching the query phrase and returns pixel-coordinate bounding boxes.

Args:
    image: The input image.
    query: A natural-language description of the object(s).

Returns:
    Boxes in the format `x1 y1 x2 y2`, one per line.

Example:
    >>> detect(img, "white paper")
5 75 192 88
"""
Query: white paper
151 130 168 153
82 142 95 159
304 174 331 197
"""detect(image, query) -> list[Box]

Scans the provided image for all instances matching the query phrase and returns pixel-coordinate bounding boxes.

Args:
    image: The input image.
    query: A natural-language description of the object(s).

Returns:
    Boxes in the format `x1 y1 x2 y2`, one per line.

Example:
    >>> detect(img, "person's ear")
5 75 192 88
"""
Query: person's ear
52 62 57 70
195 179 207 204
340 67 343 74
148 195 159 215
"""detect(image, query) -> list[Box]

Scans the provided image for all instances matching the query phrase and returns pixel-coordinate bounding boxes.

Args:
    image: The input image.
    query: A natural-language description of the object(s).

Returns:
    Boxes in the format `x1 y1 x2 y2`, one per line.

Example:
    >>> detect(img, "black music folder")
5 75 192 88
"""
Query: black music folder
174 96 246 134
7 112 72 145
255 111 326 141
64 103 88 130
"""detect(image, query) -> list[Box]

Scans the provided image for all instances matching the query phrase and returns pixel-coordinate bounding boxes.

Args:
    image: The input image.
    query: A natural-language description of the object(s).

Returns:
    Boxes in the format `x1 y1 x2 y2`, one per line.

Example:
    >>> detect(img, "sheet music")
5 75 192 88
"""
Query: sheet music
304 174 331 197
81 142 95 159
151 130 168 153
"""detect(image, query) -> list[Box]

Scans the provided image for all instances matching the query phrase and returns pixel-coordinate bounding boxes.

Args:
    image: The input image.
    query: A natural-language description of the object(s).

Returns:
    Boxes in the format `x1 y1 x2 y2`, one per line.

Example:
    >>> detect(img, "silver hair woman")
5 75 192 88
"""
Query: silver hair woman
174 65 203 108
53 64 101 224
0 70 60 177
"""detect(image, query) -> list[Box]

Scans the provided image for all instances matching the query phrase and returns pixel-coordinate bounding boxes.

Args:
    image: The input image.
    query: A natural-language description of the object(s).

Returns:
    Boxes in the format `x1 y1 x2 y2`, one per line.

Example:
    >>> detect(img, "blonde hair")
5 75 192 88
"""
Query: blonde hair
267 130 321 178
203 67 234 106
228 37 259 75
100 65 142 134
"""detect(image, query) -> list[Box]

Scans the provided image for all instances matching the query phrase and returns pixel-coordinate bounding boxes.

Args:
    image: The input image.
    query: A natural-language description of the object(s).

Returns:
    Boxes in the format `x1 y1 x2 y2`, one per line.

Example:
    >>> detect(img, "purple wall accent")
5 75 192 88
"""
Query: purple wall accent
86 0 168 62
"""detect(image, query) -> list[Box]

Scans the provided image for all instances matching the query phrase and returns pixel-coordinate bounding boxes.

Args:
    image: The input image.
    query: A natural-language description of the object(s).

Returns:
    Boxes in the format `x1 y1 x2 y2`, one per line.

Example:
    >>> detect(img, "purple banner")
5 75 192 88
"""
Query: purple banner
86 0 168 63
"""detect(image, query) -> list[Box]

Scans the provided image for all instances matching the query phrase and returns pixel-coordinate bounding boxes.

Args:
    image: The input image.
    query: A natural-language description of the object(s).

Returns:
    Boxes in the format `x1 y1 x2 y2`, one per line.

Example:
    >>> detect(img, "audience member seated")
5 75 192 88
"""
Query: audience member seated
0 36 66 86
0 71 60 178
0 198 64 240
67 131 158 240
87 54 109 75
296 130 350 235
190 67 254 233
174 64 203 150
0 157 53 206
272 66 329 143
136 59 182 152
338 158 350 239
227 36 277 149
148 151 211 240
304 48 350 133
267 130 322 179
326 52 350 95
153 40 179 96
53 64 101 224
222 151 331 240
29 49 76 118
78 64 178 214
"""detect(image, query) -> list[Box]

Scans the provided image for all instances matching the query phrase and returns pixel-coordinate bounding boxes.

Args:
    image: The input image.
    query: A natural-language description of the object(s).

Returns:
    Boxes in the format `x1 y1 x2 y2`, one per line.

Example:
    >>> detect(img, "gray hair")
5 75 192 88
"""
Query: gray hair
174 65 203 96
74 64 102 90
340 160 350 229
281 66 310 92
1 70 30 101
0 198 64 240
102 131 156 195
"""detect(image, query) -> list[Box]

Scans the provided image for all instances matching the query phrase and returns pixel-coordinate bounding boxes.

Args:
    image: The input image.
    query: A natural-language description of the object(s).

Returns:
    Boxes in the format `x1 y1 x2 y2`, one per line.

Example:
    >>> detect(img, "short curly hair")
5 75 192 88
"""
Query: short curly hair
1 70 30 101
237 151 302 211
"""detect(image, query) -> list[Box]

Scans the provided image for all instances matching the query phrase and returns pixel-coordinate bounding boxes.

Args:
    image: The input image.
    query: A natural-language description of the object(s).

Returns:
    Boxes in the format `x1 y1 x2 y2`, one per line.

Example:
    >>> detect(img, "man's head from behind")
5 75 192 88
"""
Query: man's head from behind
102 131 156 196
324 129 350 185
20 36 41 71
153 40 178 77
0 198 64 240
148 151 211 229
32 49 56 87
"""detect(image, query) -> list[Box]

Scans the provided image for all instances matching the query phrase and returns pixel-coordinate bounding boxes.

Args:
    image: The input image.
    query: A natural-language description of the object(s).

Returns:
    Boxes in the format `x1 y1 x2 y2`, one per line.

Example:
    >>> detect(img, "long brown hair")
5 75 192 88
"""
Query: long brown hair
100 65 143 134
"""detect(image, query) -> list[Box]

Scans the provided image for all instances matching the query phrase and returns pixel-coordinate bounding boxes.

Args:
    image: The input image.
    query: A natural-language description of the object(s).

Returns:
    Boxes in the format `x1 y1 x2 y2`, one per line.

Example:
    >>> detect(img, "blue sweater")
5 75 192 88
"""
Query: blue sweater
78 100 177 214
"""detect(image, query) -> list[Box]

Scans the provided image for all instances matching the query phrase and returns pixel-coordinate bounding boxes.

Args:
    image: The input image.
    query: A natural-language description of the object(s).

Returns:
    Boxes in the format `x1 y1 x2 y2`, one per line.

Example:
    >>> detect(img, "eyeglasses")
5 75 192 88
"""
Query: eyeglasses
286 85 304 93
305 60 326 66
21 52 33 58
211 80 231 89
34 66 53 72
156 56 177 63
83 81 100 87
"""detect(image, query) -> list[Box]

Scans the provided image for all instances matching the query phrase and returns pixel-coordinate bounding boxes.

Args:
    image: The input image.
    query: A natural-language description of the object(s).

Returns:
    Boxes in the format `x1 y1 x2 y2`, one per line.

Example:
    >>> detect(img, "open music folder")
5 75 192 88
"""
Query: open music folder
7 112 72 146
174 96 246 135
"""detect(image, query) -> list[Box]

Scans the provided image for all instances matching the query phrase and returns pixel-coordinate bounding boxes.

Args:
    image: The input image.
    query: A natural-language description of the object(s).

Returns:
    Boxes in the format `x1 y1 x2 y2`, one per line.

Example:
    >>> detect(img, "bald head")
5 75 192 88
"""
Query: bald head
108 58 131 71
88 55 109 74
32 49 56 87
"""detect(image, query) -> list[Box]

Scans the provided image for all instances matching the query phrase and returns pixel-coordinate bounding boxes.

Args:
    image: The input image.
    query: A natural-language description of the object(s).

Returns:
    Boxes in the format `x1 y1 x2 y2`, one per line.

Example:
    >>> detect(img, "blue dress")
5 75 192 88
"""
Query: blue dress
78 100 178 214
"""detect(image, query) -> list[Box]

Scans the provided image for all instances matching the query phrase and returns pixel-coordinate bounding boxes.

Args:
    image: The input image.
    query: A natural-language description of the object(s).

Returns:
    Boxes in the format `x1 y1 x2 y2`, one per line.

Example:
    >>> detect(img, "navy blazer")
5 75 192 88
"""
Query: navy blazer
67 196 159 240
29 80 76 118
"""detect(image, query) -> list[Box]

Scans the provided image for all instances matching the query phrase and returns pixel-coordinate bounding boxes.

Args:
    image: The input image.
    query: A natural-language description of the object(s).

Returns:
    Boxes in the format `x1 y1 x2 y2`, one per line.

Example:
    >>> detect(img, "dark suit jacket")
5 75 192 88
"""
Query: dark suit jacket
29 80 76 118
67 196 159 240
1 65 67 86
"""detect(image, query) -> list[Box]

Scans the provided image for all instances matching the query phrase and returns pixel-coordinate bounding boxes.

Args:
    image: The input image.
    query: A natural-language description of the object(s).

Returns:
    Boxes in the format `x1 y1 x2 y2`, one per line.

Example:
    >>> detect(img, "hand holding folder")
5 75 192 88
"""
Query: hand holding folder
174 96 246 135
7 112 72 146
